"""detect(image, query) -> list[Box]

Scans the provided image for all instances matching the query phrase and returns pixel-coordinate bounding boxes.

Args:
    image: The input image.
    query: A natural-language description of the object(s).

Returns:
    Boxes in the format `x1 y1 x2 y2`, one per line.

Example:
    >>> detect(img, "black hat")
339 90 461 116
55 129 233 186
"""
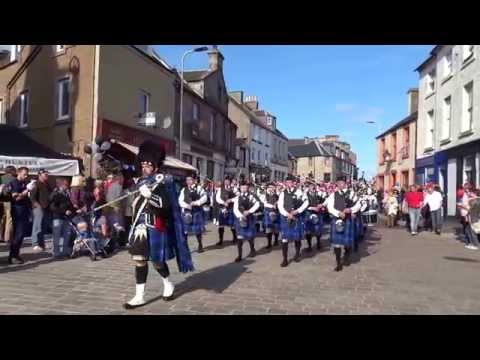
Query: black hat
224 175 232 181
186 173 197 180
136 140 165 170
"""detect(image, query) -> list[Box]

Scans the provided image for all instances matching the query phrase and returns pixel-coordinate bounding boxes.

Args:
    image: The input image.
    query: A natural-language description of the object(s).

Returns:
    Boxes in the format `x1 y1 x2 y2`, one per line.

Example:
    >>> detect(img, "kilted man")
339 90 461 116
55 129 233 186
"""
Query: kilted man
124 141 194 309
304 182 326 252
179 174 208 253
215 176 237 246
278 175 309 267
326 176 361 272
260 182 280 249
233 181 260 262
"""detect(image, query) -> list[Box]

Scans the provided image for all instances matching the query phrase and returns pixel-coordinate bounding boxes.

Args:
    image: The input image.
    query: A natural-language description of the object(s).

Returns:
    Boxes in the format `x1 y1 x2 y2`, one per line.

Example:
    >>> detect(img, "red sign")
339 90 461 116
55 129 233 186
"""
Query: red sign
99 118 176 155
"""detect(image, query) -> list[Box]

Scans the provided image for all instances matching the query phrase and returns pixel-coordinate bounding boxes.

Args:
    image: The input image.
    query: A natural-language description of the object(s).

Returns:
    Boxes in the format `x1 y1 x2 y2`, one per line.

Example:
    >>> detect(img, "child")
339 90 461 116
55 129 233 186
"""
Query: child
75 220 108 259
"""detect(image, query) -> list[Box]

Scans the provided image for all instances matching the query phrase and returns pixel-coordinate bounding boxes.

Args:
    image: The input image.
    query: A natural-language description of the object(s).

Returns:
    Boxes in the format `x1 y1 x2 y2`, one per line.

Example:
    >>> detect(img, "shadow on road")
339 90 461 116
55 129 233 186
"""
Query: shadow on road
443 256 480 263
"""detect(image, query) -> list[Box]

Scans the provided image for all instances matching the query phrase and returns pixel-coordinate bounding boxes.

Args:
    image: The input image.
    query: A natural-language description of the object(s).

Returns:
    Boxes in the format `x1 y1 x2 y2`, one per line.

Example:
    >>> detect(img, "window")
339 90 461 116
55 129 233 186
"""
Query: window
241 148 246 167
193 103 199 120
207 160 215 179
380 138 386 164
56 45 65 53
403 127 410 158
10 45 19 62
308 157 313 167
196 158 203 174
139 90 150 114
443 51 453 78
258 150 261 162
251 149 255 161
441 96 451 141
425 110 434 149
57 77 71 120
324 173 331 182
426 70 436 94
209 113 214 142
464 156 475 184
265 152 268 165
462 82 473 133
19 91 29 127
0 98 4 124
182 154 193 165
463 45 474 62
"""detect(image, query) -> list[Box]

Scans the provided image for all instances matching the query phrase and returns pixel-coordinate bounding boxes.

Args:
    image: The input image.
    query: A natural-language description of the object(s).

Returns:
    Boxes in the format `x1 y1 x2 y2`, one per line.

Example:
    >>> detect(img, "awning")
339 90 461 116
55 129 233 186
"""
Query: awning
111 140 197 173
0 125 80 176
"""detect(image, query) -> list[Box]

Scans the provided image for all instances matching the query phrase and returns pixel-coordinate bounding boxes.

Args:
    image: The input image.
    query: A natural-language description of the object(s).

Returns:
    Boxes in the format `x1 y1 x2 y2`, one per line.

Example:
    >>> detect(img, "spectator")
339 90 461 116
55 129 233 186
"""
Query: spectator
49 177 74 259
0 165 16 244
405 185 424 236
70 175 88 215
9 167 33 264
424 184 443 235
384 190 399 228
30 169 51 252
104 172 125 248
457 186 479 250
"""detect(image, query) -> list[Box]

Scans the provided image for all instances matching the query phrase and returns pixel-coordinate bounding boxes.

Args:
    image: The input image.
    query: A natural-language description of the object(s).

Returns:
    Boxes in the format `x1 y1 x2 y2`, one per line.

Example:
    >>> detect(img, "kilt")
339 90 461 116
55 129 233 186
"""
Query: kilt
304 211 323 236
255 210 264 225
263 208 280 232
129 226 175 263
354 214 365 240
234 215 257 239
280 215 304 242
330 217 355 247
184 207 205 236
218 207 234 227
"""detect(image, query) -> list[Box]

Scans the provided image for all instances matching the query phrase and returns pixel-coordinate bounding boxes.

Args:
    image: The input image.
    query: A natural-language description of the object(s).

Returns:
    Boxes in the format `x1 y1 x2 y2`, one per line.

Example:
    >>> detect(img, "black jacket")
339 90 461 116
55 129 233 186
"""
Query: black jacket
49 188 74 219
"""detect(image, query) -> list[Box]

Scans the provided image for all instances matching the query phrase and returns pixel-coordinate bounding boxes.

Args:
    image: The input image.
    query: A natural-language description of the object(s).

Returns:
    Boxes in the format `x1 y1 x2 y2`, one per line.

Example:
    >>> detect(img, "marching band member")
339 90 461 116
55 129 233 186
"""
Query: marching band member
304 181 325 252
233 181 260 262
179 174 208 253
278 175 309 267
124 141 194 309
326 176 361 272
260 182 280 249
215 176 237 246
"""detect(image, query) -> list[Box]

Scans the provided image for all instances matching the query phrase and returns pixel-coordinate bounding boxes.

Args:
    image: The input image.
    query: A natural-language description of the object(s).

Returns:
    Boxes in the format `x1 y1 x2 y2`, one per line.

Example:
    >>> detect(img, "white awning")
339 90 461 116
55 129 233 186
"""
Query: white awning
0 155 80 176
112 140 197 173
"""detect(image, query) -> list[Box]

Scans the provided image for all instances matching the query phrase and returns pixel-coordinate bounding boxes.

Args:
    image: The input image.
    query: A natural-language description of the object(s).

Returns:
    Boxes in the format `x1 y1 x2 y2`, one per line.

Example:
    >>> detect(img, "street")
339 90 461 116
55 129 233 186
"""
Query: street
1 222 480 315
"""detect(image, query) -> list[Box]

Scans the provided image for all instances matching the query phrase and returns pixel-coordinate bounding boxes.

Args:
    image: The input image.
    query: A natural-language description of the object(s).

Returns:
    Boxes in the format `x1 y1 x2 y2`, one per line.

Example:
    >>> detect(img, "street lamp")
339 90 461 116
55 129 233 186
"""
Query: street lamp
366 120 382 135
178 46 209 160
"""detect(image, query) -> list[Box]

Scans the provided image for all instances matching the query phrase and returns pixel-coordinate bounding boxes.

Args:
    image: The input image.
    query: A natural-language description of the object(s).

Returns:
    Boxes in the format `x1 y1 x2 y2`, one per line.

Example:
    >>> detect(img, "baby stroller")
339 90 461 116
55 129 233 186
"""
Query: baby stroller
68 216 108 261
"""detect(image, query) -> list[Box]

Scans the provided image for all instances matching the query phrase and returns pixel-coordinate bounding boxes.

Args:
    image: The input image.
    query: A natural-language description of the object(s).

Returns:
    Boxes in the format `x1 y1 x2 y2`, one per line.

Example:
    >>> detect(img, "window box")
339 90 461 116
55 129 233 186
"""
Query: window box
440 139 451 146
459 130 474 139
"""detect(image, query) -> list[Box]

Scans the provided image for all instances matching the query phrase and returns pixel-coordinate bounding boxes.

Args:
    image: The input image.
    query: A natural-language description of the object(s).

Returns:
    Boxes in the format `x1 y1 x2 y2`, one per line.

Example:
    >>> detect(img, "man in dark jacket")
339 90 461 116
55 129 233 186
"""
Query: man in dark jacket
49 177 74 259
30 169 51 252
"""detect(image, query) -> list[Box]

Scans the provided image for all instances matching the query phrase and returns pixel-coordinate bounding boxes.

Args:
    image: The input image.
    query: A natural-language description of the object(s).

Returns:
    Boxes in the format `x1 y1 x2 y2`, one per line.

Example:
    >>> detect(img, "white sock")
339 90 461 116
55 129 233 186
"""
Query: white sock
162 277 174 298
127 283 146 305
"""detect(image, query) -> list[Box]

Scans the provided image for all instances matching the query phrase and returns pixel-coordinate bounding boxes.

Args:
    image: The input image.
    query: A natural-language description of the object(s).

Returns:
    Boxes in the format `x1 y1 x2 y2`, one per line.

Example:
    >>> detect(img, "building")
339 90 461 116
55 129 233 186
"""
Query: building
177 47 237 181
415 45 480 215
288 135 358 181
228 93 289 183
289 141 333 181
375 89 418 190
0 45 237 181
288 152 297 176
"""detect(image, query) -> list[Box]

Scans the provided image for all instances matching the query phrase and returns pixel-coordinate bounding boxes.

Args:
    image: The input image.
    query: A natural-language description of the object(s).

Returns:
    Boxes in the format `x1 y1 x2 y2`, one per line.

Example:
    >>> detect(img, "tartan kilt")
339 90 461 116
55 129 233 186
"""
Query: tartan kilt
234 215 257 239
304 211 323 235
280 215 304 242
184 207 205 236
263 208 280 231
330 217 355 247
255 210 264 224
129 227 175 263
354 214 365 240
218 207 234 227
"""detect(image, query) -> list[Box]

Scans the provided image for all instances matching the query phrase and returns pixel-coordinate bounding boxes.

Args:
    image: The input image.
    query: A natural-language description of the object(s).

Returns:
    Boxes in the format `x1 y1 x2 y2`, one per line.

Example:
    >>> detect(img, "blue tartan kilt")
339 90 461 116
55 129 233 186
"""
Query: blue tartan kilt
304 211 323 235
234 215 257 239
280 215 304 242
129 226 175 263
263 209 280 231
218 207 234 227
330 217 355 247
184 207 205 236
354 215 365 240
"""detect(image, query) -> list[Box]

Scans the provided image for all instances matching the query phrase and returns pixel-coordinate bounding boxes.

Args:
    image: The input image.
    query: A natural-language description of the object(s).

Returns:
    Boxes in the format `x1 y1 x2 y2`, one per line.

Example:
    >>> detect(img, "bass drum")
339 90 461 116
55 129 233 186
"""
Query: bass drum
362 210 378 227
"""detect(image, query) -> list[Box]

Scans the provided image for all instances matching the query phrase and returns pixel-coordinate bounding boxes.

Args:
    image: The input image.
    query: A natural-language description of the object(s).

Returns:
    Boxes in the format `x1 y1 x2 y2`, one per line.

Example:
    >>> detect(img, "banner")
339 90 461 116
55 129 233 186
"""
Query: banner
0 155 79 176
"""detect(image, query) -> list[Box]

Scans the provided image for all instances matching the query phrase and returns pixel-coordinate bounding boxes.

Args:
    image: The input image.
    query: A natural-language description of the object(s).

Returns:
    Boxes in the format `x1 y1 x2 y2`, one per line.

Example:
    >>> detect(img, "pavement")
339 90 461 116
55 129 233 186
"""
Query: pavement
1 221 480 315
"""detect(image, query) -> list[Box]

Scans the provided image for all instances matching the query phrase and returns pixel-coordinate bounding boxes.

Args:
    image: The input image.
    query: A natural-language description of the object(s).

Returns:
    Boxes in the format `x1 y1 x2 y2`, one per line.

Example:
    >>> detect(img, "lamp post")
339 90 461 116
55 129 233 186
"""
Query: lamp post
178 46 209 160
366 120 382 135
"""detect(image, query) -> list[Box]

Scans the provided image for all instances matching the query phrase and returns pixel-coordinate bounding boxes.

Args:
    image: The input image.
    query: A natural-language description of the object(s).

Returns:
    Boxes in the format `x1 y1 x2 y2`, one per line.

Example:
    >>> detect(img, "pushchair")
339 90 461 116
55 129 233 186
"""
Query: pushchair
68 215 109 261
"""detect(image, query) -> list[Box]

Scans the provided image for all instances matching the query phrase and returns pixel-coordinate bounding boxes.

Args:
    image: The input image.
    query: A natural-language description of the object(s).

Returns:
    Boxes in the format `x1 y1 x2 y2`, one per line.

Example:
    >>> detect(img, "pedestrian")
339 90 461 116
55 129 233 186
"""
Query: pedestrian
124 141 194 309
0 165 16 244
49 177 74 259
9 167 35 264
215 176 237 246
457 186 480 250
384 190 399 228
179 174 207 253
30 169 52 252
326 176 361 272
424 184 444 235
405 185 424 235
233 181 260 262
278 175 309 267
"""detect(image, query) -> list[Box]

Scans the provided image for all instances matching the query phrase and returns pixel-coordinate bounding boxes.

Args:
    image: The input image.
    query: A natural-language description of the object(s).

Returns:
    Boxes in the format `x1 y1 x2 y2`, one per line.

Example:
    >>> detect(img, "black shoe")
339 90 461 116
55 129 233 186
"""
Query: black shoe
316 244 322 250
215 241 223 247
294 254 301 263
198 247 204 253
248 250 256 258
123 302 146 310
281 259 288 267
90 254 97 261
273 241 279 247
100 251 109 259
334 264 343 272
163 295 175 302
234 256 242 263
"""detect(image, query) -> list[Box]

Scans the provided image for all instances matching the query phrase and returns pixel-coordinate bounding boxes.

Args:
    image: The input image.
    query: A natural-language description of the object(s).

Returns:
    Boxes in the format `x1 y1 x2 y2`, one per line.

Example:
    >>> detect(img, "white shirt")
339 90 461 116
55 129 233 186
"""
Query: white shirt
326 190 361 218
178 186 207 209
277 188 309 217
424 191 443 212
233 192 260 219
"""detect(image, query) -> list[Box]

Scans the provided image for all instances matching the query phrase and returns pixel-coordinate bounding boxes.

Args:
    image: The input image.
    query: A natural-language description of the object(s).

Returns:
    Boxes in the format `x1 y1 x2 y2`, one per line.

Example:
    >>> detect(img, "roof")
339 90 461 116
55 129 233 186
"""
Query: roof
274 129 288 141
289 142 324 158
376 111 418 139
415 45 441 72
182 70 213 81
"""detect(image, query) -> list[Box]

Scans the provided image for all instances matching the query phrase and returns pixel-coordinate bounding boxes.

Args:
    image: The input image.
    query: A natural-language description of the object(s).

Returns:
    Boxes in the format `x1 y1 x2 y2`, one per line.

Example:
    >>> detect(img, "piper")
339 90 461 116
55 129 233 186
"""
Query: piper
260 182 280 249
215 176 237 246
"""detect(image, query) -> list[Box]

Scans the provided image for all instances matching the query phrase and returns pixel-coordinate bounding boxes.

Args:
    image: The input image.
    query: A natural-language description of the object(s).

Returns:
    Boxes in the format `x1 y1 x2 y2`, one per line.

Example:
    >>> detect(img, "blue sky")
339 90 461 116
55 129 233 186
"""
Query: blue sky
153 45 433 178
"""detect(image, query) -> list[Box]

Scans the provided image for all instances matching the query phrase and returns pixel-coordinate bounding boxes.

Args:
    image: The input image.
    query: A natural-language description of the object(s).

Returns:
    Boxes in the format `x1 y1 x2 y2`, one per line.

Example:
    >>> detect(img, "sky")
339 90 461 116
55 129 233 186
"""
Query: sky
153 45 433 179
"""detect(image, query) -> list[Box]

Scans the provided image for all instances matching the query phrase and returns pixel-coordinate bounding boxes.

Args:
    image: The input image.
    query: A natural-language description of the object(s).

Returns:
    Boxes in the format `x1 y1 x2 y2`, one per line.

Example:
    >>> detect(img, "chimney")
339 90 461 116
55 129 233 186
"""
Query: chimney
244 95 259 111
208 46 224 72
407 88 419 115
229 91 244 104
